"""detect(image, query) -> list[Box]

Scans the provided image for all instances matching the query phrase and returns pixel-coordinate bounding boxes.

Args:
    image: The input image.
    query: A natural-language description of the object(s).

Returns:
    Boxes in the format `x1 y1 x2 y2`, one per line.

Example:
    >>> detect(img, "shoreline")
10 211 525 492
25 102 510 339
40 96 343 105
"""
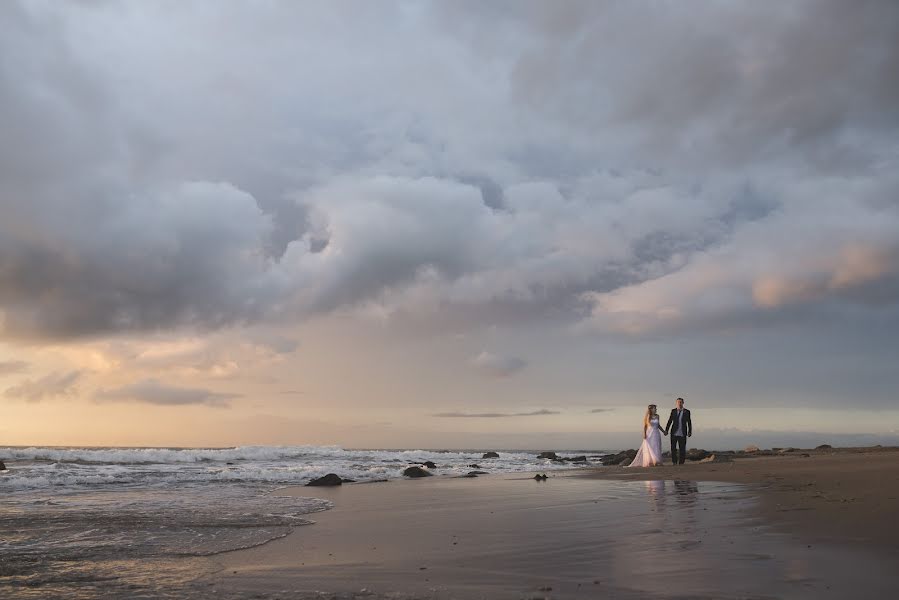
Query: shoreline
200 445 899 599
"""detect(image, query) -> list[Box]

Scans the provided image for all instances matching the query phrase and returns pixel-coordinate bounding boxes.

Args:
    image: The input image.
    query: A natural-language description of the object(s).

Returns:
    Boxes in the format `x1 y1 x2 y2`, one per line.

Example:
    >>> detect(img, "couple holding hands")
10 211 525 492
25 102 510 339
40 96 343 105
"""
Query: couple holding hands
628 397 693 468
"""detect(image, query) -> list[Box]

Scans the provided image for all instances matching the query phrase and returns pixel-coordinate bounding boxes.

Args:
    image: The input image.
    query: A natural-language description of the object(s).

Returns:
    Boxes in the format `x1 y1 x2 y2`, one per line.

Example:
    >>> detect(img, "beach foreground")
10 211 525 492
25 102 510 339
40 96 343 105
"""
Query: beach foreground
201 447 899 600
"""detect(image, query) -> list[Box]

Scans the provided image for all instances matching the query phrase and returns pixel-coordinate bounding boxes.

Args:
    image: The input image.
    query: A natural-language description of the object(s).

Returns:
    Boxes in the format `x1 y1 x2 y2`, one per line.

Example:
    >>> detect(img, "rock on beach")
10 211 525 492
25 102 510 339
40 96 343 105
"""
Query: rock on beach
403 466 433 478
306 473 346 486
600 449 637 466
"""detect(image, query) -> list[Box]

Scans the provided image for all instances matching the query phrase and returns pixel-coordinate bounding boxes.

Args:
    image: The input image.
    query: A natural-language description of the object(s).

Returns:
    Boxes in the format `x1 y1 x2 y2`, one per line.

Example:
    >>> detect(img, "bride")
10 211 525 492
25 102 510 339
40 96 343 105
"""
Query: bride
628 404 664 467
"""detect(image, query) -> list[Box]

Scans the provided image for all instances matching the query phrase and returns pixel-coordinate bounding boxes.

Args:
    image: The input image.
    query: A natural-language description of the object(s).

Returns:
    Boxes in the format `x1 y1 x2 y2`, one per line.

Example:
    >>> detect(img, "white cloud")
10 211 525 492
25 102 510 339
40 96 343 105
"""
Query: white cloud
0 360 28 375
582 175 899 335
434 409 558 418
5 371 82 402
95 379 240 408
471 351 528 378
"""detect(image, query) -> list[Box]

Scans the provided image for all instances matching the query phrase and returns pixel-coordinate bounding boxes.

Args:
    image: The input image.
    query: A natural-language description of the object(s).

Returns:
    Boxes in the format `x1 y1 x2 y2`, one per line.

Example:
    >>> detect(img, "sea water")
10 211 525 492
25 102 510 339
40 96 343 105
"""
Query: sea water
0 445 594 598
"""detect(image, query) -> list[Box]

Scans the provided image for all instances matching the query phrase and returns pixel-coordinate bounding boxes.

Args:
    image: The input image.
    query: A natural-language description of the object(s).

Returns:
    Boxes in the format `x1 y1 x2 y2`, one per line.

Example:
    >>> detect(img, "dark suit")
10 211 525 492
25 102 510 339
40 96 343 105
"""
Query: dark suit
665 408 692 464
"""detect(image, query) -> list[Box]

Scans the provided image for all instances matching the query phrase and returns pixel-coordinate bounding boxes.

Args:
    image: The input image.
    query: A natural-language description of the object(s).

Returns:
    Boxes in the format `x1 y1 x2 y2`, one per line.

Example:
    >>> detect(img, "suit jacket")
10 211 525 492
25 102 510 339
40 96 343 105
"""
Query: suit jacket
665 408 692 437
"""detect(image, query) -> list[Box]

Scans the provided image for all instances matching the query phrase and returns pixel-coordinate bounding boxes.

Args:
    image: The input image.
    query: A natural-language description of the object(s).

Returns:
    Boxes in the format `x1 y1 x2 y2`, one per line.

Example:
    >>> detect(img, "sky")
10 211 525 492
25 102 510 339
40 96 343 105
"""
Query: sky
1 1 898 449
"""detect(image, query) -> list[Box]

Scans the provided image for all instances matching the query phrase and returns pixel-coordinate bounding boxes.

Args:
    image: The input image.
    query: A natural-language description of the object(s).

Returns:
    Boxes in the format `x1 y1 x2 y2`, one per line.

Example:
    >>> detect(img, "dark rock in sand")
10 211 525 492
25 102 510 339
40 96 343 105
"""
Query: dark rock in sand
816 444 833 450
534 474 548 481
468 464 481 469
686 449 711 461
482 452 500 459
537 451 559 460
403 466 433 478
0 460 6 471
420 461 438 469
564 455 588 462
306 473 344 486
464 470 491 477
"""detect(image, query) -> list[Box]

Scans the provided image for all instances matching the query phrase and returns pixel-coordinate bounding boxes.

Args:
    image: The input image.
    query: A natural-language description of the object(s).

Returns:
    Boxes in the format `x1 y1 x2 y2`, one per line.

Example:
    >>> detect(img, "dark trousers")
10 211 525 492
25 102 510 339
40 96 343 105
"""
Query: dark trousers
671 435 687 464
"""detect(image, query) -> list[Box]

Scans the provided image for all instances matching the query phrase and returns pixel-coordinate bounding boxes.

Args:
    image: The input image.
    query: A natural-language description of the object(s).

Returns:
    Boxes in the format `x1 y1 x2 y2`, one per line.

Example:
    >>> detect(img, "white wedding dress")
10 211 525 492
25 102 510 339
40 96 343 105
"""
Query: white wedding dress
628 416 663 467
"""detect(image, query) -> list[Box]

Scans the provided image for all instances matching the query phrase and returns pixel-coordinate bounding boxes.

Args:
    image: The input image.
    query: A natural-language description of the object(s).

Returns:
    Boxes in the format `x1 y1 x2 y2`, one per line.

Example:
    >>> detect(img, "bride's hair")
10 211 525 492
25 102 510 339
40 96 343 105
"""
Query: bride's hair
643 404 657 428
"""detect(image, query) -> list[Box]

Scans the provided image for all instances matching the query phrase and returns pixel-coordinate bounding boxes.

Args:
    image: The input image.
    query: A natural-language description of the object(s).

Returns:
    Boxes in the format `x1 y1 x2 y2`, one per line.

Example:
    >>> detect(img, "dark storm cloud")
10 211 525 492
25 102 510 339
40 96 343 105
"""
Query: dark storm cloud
95 379 240 407
458 0 899 169
0 0 897 358
433 409 560 418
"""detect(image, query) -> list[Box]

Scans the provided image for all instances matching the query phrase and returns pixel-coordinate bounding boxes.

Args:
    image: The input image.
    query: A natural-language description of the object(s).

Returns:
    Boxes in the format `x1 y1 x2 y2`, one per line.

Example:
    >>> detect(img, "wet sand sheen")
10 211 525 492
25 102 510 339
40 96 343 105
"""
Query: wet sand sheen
581 447 899 549
206 459 899 599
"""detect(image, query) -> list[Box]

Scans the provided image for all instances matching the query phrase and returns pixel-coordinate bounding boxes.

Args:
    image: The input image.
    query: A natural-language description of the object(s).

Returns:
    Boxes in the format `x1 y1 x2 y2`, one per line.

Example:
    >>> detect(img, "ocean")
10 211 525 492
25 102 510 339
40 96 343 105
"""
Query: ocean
0 445 596 598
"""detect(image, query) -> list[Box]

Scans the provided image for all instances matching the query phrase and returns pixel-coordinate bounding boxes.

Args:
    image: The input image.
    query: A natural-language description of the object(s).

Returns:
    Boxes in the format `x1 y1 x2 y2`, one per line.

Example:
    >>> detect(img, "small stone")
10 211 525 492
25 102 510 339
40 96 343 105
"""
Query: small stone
482 452 500 459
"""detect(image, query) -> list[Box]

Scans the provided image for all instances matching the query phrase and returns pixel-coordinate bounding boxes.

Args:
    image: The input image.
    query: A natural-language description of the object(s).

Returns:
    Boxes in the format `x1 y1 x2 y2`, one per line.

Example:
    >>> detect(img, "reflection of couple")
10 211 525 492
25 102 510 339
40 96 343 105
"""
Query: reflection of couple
628 398 693 467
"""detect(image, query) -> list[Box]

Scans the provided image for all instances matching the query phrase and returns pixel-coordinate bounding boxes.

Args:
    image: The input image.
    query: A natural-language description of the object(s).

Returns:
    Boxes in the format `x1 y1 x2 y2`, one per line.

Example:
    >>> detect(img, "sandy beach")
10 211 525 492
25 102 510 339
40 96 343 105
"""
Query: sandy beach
583 446 899 550
200 446 899 599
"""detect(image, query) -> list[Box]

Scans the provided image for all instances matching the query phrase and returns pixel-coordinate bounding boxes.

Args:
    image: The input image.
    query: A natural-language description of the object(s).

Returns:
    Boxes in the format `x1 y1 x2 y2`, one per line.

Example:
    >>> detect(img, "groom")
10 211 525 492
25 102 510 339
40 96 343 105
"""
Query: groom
664 397 692 465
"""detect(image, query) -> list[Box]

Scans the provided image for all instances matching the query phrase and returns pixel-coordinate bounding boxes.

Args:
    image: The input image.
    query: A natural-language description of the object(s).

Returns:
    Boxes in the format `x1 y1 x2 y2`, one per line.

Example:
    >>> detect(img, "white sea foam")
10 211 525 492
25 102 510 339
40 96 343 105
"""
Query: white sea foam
2 445 341 464
0 445 596 491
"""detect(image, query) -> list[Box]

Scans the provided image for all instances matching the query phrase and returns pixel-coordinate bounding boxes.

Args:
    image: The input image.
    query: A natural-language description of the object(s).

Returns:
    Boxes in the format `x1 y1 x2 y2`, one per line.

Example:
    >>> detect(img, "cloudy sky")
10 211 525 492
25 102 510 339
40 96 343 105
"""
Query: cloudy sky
2 1 898 449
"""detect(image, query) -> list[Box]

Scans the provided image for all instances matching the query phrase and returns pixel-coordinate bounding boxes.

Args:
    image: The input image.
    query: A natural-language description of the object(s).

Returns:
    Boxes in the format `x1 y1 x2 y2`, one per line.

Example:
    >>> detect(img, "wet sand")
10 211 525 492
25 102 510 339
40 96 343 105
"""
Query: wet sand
584 446 899 549
203 447 899 599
